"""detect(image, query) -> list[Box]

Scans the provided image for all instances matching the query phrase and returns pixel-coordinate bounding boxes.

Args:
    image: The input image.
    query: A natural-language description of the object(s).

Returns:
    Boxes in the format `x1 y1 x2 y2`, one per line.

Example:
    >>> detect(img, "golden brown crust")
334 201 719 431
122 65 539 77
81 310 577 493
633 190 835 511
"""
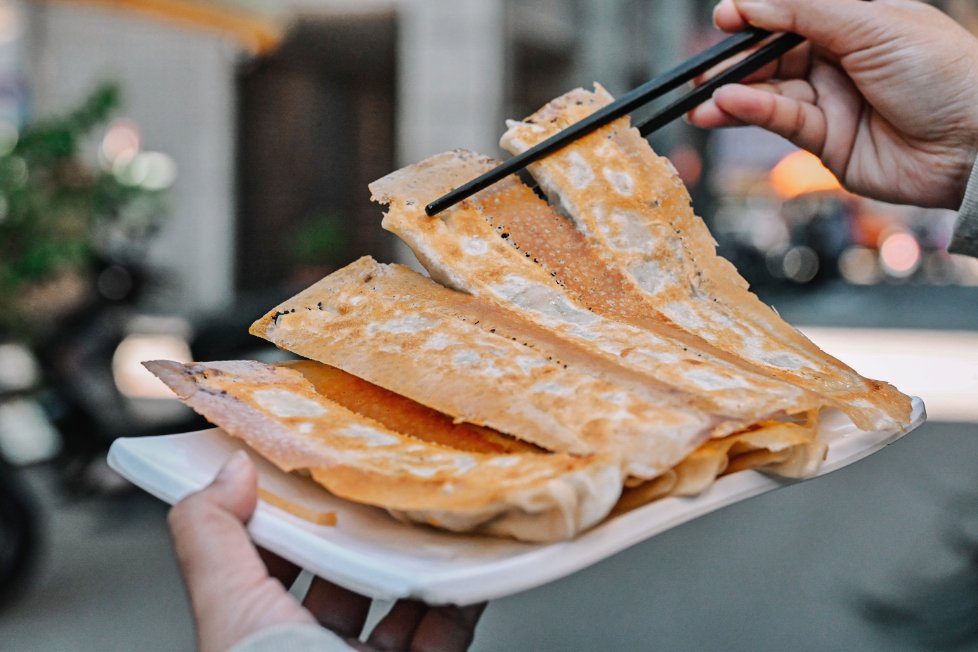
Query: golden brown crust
371 151 823 427
145 359 624 542
279 360 543 455
250 257 715 479
146 86 915 541
611 411 824 516
500 85 911 432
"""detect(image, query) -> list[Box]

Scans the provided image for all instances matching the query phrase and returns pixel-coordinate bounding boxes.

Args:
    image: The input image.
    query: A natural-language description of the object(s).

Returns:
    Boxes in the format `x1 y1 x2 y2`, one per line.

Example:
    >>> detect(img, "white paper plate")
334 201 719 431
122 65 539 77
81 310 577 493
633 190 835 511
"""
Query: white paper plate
108 397 925 606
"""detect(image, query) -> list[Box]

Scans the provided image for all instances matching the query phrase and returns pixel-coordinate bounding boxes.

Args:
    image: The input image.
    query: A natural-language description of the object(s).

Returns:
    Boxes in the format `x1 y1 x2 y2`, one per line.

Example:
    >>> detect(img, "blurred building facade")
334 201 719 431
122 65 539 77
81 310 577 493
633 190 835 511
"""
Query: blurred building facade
16 0 978 315
20 0 715 315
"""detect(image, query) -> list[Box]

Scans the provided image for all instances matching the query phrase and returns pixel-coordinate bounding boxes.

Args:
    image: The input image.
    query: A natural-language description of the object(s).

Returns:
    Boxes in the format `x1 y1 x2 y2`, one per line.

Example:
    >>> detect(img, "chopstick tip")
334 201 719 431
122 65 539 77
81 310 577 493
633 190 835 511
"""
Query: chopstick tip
424 200 441 217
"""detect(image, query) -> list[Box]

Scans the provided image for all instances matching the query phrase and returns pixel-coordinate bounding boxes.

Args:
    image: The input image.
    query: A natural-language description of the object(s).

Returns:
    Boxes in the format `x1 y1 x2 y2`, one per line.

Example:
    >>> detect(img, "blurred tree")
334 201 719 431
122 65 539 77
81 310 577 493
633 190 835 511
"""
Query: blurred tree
0 83 168 340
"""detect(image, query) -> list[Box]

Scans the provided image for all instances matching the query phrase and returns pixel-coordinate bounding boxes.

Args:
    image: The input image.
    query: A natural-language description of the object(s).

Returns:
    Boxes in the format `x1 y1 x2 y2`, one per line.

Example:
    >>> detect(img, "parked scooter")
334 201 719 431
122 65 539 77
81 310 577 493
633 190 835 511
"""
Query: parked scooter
0 253 284 606
0 339 45 610
0 457 38 610
36 255 280 492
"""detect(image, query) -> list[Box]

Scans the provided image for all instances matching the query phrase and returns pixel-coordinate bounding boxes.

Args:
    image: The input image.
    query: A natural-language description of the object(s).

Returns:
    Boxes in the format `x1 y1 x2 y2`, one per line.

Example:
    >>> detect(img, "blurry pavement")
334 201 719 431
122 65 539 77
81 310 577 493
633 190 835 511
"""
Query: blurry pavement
758 281 978 331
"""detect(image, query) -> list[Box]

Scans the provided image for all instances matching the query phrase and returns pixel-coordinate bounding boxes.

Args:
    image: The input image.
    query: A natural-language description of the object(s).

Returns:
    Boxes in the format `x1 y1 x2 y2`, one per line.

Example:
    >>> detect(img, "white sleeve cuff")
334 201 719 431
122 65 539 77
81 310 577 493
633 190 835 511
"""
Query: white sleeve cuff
949 156 978 257
228 623 354 652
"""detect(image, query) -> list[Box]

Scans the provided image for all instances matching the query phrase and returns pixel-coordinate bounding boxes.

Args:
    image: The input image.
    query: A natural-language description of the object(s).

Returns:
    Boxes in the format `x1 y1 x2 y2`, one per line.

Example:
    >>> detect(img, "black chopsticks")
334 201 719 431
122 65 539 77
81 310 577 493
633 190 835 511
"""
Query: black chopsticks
425 28 805 216
635 32 804 137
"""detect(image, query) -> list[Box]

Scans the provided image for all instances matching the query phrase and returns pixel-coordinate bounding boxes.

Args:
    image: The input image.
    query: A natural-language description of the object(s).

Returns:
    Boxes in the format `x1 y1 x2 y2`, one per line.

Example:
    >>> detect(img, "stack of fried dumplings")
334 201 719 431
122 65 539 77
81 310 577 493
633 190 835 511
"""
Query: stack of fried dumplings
148 85 911 542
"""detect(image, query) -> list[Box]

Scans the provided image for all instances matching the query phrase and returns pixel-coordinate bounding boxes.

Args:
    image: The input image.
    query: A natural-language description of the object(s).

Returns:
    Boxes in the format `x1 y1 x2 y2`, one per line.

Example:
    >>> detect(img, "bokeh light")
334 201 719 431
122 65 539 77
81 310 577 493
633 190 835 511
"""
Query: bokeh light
879 231 921 278
100 119 141 168
782 245 819 283
838 246 883 285
112 334 193 399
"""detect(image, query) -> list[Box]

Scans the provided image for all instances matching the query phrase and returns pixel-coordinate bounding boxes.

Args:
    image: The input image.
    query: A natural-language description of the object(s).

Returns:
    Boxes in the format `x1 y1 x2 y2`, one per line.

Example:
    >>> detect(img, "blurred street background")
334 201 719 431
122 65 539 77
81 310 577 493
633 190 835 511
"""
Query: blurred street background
1 0 977 650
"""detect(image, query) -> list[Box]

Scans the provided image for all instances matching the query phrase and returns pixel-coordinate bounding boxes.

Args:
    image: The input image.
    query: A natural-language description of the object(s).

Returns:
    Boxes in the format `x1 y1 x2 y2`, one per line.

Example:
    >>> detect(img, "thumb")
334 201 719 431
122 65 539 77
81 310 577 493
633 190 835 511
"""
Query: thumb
168 451 268 606
732 0 879 56
194 449 258 522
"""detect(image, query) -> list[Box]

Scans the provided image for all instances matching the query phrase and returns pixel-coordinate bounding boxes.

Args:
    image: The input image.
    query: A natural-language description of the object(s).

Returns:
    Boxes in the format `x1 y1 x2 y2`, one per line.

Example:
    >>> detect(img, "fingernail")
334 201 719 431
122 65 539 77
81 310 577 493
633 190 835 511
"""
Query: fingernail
216 450 250 483
712 1 723 28
734 0 786 27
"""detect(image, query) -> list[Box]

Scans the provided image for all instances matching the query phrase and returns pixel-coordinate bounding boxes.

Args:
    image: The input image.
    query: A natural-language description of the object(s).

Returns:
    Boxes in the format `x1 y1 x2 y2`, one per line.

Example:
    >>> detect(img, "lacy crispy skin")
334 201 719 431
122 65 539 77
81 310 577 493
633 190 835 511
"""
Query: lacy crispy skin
250 256 719 479
279 359 543 455
145 359 623 542
371 150 823 428
613 411 824 516
284 361 824 515
499 85 911 433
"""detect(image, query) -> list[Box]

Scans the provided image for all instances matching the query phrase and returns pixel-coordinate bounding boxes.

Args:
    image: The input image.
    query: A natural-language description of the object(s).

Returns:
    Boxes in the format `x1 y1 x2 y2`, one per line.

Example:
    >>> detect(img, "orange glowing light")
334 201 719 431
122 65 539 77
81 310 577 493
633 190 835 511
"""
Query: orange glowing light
769 150 843 199
45 0 283 55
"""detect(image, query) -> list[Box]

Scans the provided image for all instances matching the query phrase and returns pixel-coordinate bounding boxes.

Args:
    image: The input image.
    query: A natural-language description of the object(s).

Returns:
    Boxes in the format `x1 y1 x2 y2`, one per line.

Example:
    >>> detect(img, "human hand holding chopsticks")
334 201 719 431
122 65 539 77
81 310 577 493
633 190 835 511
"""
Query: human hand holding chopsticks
689 0 978 210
